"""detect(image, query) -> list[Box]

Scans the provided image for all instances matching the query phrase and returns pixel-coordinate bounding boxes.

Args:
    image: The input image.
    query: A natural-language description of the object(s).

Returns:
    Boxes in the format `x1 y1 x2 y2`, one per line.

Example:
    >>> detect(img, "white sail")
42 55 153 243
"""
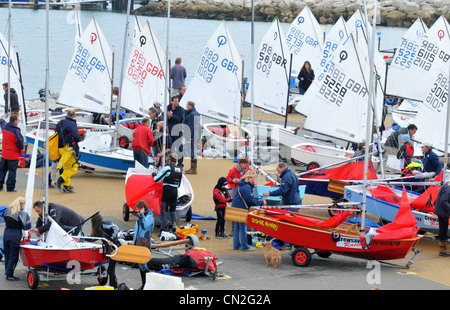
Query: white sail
180 22 242 124
303 35 371 143
346 9 386 127
25 125 40 216
0 32 24 117
58 18 113 114
286 5 323 76
386 17 449 102
295 16 348 117
120 21 167 115
247 17 290 116
411 68 449 152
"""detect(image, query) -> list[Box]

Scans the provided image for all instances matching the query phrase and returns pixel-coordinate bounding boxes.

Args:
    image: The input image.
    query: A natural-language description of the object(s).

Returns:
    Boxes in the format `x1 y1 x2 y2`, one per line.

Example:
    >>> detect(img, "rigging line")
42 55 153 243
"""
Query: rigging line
222 21 243 107
92 17 113 84
0 38 19 76
148 21 168 96
274 17 290 86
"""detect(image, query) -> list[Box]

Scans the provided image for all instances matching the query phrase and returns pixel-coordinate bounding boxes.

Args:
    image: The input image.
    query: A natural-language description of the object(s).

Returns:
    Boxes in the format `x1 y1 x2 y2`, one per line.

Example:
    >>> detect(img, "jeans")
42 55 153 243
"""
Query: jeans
3 228 21 277
299 87 306 95
215 208 225 235
233 222 250 251
0 158 18 191
438 216 449 241
133 149 149 168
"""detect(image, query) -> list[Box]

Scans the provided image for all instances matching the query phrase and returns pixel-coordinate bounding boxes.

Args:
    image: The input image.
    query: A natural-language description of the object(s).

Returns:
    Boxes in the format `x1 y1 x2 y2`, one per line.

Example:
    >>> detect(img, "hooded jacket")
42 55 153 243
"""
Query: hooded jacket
231 179 264 210
4 88 19 113
213 177 230 210
435 182 450 218
268 167 302 205
132 124 155 156
226 164 252 189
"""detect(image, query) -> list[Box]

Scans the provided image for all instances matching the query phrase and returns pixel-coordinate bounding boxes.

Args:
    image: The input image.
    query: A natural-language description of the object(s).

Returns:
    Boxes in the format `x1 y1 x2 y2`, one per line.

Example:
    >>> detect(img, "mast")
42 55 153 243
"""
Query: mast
162 0 171 167
44 0 50 239
249 0 255 164
7 0 10 116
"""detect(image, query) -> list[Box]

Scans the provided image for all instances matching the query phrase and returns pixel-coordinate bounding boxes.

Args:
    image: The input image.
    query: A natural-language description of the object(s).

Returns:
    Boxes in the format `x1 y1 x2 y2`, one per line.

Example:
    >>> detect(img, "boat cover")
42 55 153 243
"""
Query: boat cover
125 174 163 216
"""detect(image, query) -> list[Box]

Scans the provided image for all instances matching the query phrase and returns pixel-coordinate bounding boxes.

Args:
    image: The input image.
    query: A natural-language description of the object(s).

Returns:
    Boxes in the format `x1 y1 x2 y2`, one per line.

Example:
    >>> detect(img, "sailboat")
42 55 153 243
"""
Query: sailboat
180 21 251 157
19 5 110 289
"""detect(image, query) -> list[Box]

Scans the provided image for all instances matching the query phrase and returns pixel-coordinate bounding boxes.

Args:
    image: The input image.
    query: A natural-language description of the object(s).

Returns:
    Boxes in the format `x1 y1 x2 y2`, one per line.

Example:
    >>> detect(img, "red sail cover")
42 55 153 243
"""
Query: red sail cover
302 160 378 181
410 171 443 212
125 174 163 216
374 187 419 239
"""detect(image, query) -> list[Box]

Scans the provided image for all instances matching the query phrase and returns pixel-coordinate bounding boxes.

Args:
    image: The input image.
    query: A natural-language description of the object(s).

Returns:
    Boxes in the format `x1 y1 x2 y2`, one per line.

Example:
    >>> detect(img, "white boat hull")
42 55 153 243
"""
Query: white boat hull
291 143 354 169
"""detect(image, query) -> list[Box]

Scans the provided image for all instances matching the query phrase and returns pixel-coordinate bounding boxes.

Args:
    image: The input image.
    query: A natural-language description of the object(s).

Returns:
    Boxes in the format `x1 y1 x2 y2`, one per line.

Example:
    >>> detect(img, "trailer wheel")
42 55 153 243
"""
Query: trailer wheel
185 234 200 250
328 203 342 217
27 269 39 289
123 203 130 221
291 158 302 166
185 206 192 223
119 136 130 149
307 161 320 171
97 265 108 286
316 251 332 258
292 247 311 267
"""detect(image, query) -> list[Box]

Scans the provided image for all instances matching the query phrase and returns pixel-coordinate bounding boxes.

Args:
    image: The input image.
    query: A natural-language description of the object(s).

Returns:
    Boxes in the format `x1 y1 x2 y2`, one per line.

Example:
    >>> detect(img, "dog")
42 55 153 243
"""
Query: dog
263 242 281 268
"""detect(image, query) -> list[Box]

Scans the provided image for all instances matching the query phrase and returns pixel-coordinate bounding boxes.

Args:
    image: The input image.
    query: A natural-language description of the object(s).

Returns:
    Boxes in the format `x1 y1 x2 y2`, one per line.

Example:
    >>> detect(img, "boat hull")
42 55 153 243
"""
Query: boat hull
247 210 422 261
203 122 253 156
290 143 354 169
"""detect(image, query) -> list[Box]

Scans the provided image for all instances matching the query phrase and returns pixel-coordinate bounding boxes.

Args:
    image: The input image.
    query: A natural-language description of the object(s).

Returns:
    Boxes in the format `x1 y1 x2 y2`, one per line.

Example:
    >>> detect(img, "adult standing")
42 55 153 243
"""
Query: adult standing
170 57 187 97
231 171 264 251
154 153 183 233
167 96 185 168
184 101 201 174
383 124 417 172
3 197 31 280
226 157 252 196
3 83 19 117
0 114 24 192
90 213 120 288
263 162 301 205
131 117 155 168
176 85 187 101
148 107 158 131
55 109 82 193
132 200 154 290
30 201 85 236
297 61 314 95
434 181 450 257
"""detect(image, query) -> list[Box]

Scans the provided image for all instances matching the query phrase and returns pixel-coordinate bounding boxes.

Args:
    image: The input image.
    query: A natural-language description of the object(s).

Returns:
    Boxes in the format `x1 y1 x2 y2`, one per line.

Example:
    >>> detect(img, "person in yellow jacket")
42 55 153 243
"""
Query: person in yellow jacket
55 109 82 193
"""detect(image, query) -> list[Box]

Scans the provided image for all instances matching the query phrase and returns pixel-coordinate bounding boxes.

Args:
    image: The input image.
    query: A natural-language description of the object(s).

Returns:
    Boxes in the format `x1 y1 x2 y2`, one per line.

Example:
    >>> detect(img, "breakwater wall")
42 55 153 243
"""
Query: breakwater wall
134 0 450 27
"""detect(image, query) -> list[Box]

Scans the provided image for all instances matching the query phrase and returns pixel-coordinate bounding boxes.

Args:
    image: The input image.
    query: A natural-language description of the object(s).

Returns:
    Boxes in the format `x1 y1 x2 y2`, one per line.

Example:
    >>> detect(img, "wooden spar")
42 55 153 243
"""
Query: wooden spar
109 245 151 264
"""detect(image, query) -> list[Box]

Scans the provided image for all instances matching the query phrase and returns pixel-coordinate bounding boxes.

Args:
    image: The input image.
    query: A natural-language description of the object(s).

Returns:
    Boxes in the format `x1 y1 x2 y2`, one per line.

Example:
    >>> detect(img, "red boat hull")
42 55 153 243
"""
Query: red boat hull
20 245 107 270
247 211 422 261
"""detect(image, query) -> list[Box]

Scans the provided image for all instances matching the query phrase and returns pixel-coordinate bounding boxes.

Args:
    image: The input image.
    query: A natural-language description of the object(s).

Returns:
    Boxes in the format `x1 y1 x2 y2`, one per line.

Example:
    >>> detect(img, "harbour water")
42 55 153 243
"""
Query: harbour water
0 6 408 100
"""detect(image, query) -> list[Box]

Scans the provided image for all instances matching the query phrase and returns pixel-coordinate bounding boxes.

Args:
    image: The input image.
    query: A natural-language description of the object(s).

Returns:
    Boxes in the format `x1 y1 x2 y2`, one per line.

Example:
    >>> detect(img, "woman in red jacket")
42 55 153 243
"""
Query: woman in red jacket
213 177 231 239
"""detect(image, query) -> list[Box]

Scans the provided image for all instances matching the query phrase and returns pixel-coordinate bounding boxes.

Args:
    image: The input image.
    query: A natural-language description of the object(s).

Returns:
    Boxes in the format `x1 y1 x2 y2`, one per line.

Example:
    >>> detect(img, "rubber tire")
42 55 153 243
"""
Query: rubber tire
292 247 311 267
316 251 332 258
307 161 320 171
328 203 342 217
123 203 130 222
27 269 39 289
119 136 130 149
97 265 108 286
186 234 200 249
291 158 303 166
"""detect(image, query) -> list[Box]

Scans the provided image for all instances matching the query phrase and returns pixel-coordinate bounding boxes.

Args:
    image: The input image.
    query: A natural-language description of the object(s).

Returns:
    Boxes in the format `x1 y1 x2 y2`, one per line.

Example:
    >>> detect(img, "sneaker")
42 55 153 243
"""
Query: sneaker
244 246 255 251
215 234 223 239
6 189 17 192
6 276 19 281
63 186 76 193
220 233 230 239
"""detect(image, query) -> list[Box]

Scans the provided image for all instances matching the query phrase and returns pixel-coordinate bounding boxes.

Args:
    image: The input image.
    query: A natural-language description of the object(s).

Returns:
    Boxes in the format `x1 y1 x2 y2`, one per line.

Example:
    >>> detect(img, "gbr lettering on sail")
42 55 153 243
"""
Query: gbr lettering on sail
197 45 239 84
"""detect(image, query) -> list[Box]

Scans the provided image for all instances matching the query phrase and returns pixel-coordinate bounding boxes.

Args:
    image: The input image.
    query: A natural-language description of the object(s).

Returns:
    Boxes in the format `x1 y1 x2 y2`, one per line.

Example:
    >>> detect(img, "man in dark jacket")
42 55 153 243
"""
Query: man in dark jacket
434 181 450 256
416 141 442 179
184 101 201 174
3 83 19 116
55 109 82 193
383 124 417 172
263 162 302 205
0 115 24 192
167 96 185 167
30 201 85 236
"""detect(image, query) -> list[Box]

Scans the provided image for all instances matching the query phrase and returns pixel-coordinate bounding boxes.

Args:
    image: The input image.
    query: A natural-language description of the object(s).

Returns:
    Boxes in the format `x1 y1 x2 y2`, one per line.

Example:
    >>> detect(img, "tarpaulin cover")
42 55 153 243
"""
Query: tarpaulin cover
125 174 163 216
410 171 443 212
374 188 419 240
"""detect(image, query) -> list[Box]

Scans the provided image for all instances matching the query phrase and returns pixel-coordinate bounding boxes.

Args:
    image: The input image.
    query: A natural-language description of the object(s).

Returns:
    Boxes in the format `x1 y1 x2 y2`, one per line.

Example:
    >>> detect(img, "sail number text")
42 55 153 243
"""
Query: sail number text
412 39 450 71
70 42 106 83
256 43 288 78
286 27 320 55
127 49 164 87
197 47 239 83
425 73 448 112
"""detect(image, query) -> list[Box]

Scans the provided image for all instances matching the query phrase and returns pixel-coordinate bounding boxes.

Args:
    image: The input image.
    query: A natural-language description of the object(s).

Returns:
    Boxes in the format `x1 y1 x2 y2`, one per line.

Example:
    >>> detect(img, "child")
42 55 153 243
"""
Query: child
213 177 231 239
397 134 414 170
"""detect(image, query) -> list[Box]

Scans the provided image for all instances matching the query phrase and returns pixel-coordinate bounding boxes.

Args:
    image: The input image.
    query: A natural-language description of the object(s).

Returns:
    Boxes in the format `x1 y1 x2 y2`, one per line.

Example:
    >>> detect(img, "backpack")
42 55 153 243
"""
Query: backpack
46 131 61 162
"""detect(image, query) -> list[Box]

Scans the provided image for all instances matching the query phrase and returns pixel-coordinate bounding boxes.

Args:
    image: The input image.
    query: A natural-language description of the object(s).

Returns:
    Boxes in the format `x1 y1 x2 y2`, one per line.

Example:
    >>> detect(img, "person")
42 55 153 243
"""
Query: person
55 109 82 193
176 85 187 101
167 96 185 167
383 124 417 172
30 201 85 236
170 57 187 97
213 177 231 239
226 157 252 196
132 200 154 290
297 61 314 95
232 171 264 251
90 213 120 288
416 141 442 179
3 197 31 280
154 153 183 234
397 134 414 170
3 82 19 116
434 180 450 256
0 114 24 192
148 107 158 131
131 117 155 168
152 121 172 167
263 162 302 205
184 101 201 174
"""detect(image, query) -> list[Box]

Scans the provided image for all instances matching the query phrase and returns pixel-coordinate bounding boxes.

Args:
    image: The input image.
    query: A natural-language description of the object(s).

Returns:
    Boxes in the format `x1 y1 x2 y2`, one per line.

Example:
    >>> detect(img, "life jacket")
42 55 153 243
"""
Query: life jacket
164 164 182 187
401 162 423 177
